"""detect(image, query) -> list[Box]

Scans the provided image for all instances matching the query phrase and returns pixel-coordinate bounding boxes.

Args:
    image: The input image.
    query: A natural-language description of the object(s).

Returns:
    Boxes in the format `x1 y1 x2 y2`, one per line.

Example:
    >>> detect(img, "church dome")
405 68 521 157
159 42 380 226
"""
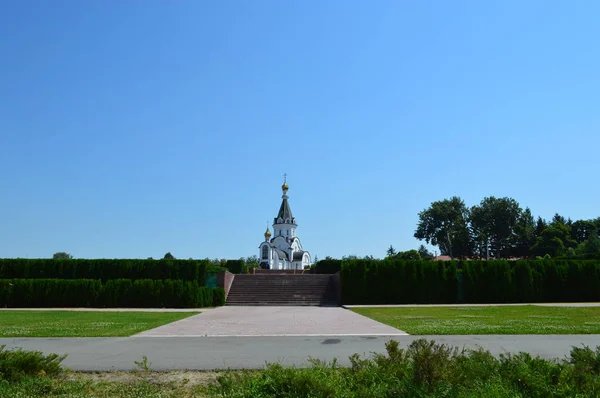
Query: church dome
264 227 272 238
282 181 289 191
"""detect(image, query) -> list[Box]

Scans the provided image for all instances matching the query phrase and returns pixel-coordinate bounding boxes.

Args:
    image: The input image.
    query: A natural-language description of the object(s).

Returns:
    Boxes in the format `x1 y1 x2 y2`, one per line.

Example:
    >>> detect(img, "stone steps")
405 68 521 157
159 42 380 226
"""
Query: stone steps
226 274 338 306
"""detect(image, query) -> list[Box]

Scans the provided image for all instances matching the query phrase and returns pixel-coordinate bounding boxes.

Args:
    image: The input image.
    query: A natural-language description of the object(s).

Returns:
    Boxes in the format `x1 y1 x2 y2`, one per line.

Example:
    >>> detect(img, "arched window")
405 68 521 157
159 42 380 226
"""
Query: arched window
262 245 269 259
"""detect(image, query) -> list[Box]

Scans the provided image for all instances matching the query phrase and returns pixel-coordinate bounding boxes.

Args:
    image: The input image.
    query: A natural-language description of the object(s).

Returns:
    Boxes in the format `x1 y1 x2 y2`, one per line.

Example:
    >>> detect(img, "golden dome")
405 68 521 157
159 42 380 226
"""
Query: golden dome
281 173 289 191
264 227 272 238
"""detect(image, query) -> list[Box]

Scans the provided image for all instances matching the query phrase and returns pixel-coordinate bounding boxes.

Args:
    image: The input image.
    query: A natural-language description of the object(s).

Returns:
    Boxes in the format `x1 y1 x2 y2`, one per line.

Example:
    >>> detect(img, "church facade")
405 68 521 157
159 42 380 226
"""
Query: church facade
259 179 311 270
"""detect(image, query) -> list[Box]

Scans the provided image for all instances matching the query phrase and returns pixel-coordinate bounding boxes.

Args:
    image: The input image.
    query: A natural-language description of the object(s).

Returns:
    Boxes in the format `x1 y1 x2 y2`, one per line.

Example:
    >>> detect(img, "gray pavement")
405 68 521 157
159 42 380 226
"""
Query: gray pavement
2 335 599 371
136 306 406 336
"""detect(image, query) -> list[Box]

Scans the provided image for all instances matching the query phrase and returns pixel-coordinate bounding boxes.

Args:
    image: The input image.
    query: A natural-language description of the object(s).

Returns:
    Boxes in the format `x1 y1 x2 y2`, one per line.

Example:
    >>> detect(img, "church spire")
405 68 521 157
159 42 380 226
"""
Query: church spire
275 174 295 225
258 175 310 270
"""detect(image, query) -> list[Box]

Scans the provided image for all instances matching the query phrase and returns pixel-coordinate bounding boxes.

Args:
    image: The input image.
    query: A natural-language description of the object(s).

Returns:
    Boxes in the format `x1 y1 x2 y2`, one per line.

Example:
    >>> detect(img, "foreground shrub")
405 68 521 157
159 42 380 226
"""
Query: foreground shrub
212 339 600 397
568 344 600 391
0 345 65 382
2 341 600 397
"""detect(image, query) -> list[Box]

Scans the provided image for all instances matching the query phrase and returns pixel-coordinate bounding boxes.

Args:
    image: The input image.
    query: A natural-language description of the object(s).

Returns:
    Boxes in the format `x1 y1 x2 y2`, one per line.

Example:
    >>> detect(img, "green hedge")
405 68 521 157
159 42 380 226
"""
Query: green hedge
462 260 600 303
340 259 600 304
313 259 342 274
0 279 224 308
225 260 245 274
0 259 208 285
341 259 457 304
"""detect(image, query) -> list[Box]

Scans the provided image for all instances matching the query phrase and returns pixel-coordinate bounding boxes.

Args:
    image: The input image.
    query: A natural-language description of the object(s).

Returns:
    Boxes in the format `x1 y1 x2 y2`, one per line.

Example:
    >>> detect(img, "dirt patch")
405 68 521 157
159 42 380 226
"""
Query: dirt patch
67 370 222 388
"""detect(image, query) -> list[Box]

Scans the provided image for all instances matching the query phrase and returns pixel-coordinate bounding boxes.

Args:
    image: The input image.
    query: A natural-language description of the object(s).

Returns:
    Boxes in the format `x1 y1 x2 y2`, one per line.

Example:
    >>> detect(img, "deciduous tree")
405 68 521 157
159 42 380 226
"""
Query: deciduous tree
512 207 536 258
396 250 421 260
414 197 472 259
469 196 522 259
570 219 598 244
163 252 175 260
52 252 72 259
530 224 577 257
576 231 600 259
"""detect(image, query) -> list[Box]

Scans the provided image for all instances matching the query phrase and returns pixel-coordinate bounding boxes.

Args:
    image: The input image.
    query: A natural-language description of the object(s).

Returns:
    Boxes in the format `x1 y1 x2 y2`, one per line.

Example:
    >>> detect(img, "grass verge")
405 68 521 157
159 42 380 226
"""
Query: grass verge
0 311 199 337
2 340 600 397
352 305 600 334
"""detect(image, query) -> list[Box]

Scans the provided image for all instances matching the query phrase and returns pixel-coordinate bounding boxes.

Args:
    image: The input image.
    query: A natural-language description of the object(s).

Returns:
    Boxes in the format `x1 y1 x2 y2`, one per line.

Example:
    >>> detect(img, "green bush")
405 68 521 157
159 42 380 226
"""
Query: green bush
0 279 223 308
0 279 101 307
213 288 226 306
0 259 209 284
0 345 66 382
312 259 342 274
225 260 245 274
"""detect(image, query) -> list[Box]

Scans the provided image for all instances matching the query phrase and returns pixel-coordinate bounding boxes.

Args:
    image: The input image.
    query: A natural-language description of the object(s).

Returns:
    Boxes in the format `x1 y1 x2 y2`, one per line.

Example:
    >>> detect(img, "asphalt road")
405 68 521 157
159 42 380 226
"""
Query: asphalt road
2 335 599 371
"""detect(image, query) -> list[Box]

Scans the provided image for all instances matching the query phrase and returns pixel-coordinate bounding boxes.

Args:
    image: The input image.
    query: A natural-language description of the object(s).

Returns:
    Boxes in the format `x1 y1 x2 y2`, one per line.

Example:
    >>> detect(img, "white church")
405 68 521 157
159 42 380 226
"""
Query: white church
259 178 311 270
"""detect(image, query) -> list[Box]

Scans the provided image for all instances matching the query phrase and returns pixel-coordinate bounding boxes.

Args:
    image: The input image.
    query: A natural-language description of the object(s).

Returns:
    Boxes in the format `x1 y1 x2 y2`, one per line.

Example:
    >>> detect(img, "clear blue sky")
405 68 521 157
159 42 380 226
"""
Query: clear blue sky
1 1 598 260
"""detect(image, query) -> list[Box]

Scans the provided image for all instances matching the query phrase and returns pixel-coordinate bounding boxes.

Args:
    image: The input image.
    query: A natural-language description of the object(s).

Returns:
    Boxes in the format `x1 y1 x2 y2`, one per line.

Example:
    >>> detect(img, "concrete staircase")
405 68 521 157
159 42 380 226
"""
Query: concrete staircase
226 274 338 306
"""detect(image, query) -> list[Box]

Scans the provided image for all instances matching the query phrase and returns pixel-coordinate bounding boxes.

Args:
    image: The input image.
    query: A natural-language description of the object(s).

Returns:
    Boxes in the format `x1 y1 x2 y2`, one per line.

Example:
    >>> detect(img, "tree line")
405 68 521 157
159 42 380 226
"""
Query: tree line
412 196 600 260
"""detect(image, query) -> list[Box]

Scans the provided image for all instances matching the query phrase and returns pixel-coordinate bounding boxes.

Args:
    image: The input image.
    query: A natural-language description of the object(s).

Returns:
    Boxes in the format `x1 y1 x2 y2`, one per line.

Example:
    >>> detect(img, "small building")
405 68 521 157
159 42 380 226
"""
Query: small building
258 178 311 270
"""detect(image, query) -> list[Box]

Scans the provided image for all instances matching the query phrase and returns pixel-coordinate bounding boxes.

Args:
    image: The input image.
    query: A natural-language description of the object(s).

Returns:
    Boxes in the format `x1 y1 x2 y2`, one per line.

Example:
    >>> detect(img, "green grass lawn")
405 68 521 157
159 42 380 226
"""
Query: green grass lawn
0 311 199 337
353 305 600 334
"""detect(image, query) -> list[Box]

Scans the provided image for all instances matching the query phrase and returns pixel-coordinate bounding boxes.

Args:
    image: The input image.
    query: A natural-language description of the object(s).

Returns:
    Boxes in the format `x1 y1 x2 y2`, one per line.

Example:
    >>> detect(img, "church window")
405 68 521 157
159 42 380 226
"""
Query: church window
262 246 269 259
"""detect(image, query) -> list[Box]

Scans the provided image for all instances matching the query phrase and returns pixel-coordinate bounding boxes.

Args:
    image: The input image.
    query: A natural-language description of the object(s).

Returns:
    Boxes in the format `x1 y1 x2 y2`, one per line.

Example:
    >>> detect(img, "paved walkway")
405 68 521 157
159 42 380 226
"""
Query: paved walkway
136 306 407 337
3 335 598 371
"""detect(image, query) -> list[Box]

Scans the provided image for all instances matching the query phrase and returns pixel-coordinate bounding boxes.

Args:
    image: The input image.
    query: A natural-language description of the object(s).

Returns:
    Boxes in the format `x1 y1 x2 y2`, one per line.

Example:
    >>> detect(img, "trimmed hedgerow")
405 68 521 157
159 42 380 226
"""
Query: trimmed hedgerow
0 259 209 285
312 258 342 274
340 259 600 304
341 259 458 305
0 279 223 308
225 259 245 274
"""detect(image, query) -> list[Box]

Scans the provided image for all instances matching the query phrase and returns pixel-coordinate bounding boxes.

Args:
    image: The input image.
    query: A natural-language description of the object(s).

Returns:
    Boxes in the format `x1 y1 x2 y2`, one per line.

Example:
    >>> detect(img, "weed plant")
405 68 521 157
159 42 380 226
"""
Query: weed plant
212 339 600 397
0 345 65 382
